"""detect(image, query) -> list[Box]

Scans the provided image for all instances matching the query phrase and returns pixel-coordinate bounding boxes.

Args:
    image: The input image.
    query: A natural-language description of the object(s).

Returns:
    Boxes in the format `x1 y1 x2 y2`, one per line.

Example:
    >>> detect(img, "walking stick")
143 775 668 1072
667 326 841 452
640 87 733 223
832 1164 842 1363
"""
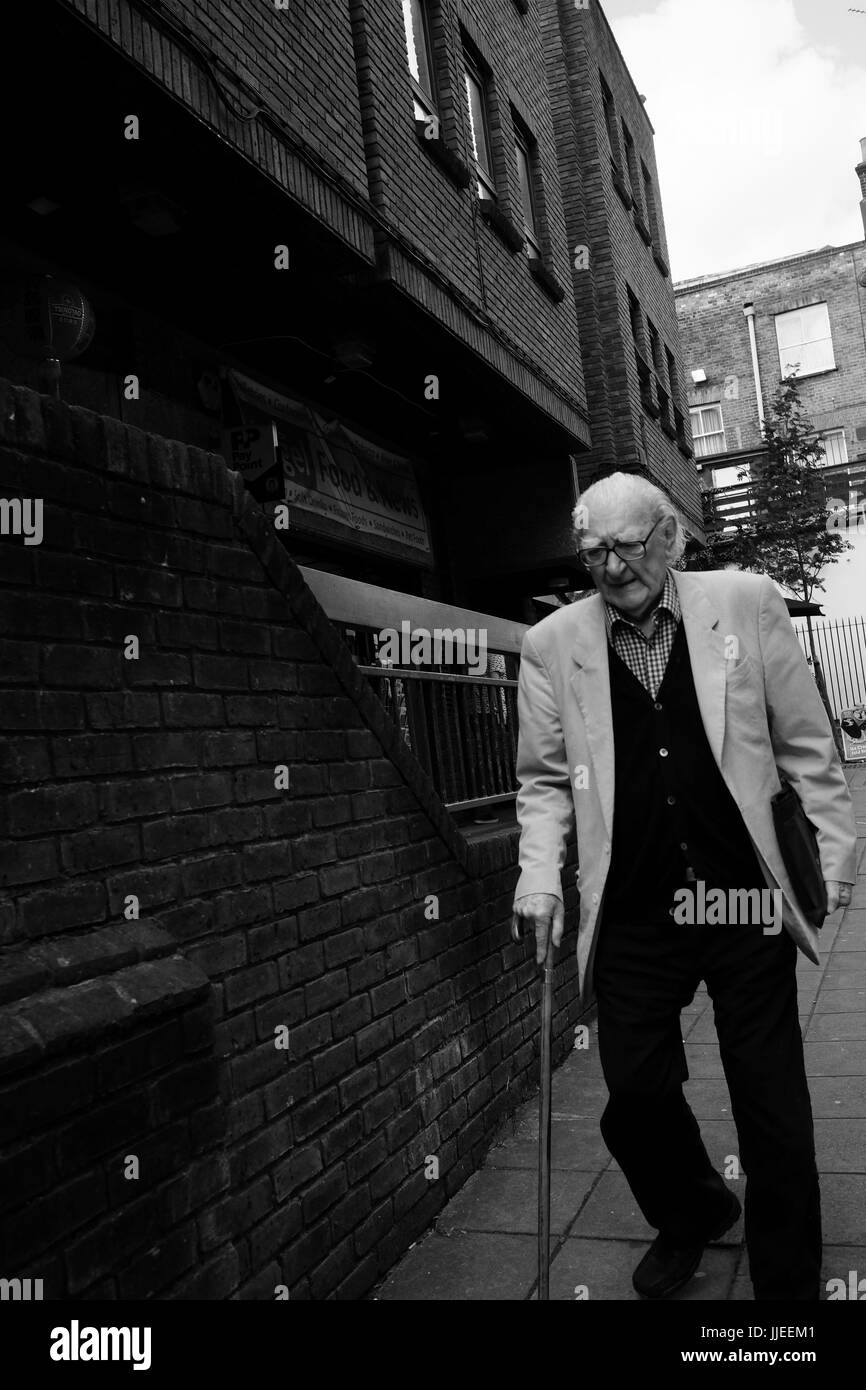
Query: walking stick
511 912 555 1300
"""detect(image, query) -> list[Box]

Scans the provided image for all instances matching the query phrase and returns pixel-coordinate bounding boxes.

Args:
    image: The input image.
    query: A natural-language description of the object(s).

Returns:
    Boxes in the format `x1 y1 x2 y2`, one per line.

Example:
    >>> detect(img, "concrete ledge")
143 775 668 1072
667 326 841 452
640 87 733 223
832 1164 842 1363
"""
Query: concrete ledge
0 955 209 1076
0 924 179 1006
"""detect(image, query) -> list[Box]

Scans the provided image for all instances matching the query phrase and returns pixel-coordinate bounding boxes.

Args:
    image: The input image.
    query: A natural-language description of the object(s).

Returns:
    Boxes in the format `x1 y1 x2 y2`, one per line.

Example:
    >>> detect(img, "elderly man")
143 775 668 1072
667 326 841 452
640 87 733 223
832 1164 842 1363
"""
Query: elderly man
512 472 857 1301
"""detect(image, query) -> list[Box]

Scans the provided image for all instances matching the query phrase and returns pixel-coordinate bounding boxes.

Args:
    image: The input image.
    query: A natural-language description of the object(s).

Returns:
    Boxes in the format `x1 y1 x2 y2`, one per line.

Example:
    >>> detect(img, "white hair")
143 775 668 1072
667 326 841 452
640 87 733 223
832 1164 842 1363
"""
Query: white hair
572 471 687 565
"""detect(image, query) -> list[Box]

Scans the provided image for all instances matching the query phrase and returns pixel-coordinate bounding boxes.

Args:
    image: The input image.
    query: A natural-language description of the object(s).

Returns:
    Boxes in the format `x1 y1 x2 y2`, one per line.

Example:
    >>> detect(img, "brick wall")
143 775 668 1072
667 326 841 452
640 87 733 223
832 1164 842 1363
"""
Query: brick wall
676 242 866 459
553 1 702 531
62 0 373 260
59 0 588 442
0 377 581 1299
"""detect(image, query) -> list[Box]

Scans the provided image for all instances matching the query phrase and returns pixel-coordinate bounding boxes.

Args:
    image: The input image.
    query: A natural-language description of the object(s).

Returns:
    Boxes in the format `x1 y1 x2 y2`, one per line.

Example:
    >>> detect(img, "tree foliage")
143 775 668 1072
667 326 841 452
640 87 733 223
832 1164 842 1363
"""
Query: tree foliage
686 375 851 599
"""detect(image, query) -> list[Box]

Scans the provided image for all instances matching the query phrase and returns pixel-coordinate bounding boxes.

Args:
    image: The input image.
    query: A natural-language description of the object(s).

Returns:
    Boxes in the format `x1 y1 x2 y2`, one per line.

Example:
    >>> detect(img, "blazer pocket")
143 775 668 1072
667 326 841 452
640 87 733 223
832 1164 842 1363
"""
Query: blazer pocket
725 654 758 689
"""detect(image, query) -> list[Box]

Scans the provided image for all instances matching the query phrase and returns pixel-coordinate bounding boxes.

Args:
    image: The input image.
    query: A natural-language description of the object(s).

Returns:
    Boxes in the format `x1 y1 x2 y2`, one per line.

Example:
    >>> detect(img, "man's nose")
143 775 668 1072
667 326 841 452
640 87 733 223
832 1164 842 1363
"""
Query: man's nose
604 550 628 579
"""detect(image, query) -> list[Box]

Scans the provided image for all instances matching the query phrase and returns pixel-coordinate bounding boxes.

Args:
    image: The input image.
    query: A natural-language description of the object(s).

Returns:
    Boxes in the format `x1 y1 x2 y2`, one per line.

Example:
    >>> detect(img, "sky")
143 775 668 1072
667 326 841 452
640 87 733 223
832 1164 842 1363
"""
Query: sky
600 0 866 282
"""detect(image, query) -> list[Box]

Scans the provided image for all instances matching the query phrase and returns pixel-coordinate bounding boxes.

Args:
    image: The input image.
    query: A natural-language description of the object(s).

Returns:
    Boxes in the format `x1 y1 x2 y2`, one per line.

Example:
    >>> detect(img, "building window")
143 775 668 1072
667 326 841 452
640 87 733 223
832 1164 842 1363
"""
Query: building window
640 159 660 242
646 319 662 373
817 428 848 468
621 121 641 209
402 0 437 121
710 462 745 490
665 347 680 403
464 51 496 199
626 286 643 348
514 119 541 259
600 74 622 172
775 303 835 378
690 404 726 458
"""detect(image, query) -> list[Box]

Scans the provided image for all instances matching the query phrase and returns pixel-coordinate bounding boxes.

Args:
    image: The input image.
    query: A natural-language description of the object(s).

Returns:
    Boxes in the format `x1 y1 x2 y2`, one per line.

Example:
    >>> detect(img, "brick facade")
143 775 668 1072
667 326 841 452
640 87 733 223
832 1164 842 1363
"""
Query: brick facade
676 241 866 467
2 0 703 610
549 1 702 535
0 377 582 1299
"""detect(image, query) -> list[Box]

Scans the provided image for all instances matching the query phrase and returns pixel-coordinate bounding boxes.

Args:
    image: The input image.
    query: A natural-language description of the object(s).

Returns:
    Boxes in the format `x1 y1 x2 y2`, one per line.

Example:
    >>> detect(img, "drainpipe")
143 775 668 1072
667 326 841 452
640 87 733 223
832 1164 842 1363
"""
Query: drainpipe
742 302 765 432
856 135 866 238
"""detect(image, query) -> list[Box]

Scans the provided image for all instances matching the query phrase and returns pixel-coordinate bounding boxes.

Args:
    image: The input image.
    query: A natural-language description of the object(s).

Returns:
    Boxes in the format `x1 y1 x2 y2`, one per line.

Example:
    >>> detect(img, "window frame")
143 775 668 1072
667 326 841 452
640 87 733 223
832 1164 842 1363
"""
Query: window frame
463 50 497 201
513 118 541 259
640 158 660 242
690 403 726 459
817 427 848 469
402 0 438 122
621 120 642 211
774 303 836 379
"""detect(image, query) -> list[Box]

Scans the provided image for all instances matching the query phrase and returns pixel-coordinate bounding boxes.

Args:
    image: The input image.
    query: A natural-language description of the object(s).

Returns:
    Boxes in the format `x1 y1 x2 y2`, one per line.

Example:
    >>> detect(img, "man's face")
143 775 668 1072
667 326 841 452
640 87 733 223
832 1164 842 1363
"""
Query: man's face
579 504 674 621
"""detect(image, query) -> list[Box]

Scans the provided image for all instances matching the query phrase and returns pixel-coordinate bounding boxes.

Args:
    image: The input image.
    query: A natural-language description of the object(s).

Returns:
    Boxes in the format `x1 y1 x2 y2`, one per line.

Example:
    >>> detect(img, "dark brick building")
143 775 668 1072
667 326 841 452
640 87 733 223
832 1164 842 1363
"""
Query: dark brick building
1 0 701 622
1 0 702 1302
546 0 699 531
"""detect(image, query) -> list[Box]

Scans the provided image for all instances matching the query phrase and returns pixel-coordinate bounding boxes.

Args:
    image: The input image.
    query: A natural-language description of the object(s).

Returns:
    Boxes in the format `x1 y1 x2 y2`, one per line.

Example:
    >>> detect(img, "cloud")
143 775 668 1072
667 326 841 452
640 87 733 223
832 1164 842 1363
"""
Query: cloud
611 0 866 280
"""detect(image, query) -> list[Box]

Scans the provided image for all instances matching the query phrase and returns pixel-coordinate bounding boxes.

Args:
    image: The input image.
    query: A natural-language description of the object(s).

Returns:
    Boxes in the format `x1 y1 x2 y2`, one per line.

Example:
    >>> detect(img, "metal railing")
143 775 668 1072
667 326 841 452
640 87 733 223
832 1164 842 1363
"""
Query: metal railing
357 664 520 811
794 616 866 718
702 458 866 535
298 567 527 812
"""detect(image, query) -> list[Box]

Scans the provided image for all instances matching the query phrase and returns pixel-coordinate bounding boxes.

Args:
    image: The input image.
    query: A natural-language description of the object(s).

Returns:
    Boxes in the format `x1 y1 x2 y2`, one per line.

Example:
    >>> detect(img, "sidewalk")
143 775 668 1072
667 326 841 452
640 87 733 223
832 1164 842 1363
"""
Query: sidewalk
374 768 866 1300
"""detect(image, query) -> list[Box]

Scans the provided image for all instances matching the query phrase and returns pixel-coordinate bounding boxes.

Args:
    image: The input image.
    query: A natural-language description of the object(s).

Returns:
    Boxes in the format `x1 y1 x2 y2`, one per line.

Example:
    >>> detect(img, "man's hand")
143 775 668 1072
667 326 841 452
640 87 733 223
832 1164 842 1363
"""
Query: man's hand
826 880 853 915
512 893 564 965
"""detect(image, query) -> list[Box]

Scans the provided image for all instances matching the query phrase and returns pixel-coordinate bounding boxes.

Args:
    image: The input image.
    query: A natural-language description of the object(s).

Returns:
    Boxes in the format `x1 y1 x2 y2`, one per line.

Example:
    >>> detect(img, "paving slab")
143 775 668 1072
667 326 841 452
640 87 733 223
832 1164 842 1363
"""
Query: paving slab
814 1118 866 1173
570 1170 743 1243
489 1116 612 1171
807 1075 866 1117
542 1238 739 1301
803 1040 866 1075
684 1045 726 1079
436 1165 596 1236
806 1011 866 1041
819 1175 866 1244
374 1231 537 1300
813 988 866 1012
819 1246 866 1298
821 968 866 989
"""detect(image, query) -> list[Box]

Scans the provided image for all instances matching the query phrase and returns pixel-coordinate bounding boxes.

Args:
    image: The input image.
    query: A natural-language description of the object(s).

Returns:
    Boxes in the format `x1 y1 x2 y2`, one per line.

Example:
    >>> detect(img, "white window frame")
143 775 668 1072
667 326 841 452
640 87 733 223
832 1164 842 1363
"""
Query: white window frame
774 303 835 378
402 0 437 122
464 54 496 201
816 428 848 469
690 403 726 458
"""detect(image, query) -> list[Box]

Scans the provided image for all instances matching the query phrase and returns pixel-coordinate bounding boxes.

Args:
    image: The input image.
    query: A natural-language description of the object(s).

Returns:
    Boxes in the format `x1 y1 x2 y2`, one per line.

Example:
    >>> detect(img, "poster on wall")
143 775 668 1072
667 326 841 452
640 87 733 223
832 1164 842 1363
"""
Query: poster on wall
223 368 432 564
840 705 866 761
221 422 283 503
279 414 431 558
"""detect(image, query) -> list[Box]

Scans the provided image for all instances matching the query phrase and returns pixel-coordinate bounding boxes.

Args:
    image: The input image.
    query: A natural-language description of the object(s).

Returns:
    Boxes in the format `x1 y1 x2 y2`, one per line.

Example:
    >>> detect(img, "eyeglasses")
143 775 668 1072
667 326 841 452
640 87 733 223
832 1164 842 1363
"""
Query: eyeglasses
577 517 664 569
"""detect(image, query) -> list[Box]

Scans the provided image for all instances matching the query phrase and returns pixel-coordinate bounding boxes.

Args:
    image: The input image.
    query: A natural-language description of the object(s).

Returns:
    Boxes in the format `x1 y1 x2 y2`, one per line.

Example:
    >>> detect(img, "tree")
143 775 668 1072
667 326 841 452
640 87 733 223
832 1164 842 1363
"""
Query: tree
686 375 852 751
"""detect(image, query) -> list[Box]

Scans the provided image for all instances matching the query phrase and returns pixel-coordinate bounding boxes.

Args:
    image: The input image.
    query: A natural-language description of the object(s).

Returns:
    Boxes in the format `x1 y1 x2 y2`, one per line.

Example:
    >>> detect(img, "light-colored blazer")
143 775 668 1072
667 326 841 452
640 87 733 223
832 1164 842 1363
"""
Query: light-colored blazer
513 568 858 1009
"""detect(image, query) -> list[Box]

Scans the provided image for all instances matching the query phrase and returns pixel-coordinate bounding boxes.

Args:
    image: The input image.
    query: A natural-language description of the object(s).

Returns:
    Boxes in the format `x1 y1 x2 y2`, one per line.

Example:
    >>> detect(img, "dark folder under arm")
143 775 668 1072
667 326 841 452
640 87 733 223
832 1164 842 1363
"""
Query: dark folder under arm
771 777 828 930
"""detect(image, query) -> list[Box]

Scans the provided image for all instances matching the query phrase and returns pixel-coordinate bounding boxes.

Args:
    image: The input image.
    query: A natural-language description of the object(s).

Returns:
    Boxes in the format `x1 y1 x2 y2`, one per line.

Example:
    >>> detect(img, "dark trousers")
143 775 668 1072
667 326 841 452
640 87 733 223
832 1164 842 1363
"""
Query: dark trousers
593 913 821 1300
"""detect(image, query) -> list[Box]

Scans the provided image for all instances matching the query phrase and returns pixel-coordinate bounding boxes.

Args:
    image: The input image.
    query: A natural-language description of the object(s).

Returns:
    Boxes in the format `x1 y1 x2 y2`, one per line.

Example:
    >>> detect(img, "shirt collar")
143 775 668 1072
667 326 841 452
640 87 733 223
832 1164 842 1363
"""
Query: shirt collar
603 569 681 642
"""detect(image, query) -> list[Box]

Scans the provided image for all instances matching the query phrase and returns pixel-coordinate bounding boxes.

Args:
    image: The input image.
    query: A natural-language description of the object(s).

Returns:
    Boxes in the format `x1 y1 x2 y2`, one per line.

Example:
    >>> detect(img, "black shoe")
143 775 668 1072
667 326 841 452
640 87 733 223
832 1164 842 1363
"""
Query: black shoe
632 1190 742 1300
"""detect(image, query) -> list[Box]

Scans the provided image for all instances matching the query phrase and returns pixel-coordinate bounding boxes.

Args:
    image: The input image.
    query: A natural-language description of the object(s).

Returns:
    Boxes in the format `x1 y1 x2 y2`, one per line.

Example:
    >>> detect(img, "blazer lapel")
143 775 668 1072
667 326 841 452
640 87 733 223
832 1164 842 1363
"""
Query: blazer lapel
671 570 729 768
569 596 615 839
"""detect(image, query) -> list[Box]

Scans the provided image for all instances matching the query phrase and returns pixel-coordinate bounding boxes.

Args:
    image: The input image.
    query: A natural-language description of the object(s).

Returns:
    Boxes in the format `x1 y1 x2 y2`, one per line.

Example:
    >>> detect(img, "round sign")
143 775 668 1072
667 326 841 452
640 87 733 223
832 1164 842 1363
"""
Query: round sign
0 274 95 361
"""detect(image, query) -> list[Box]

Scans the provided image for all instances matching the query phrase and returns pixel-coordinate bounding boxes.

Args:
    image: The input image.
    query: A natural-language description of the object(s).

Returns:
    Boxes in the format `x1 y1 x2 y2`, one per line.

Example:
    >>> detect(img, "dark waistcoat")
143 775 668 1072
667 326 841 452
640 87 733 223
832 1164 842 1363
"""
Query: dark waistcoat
602 621 766 926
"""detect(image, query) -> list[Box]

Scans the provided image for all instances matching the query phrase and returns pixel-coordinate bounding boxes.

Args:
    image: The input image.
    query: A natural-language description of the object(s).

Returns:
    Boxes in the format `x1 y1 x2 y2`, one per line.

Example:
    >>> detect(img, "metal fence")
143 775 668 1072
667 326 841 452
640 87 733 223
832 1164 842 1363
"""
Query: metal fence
794 617 866 717
359 662 520 811
297 566 527 814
